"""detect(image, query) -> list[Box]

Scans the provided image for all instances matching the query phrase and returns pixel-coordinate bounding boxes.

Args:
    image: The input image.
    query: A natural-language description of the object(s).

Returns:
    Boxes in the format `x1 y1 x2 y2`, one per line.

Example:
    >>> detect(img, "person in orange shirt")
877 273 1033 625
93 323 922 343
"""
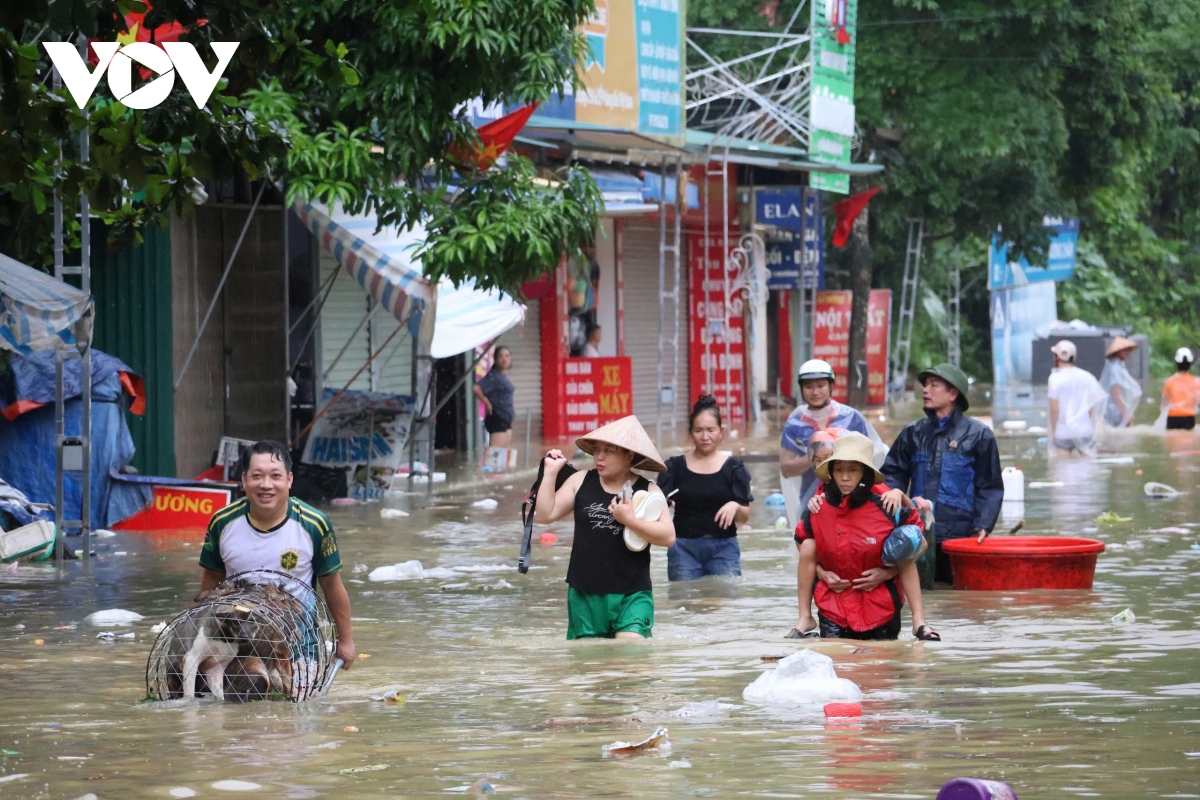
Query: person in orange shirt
1162 348 1200 430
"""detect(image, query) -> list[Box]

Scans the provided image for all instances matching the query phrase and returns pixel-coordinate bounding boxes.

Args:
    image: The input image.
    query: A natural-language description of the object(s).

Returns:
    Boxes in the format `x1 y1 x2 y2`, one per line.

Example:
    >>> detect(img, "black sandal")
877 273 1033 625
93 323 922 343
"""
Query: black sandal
914 625 941 641
785 627 820 640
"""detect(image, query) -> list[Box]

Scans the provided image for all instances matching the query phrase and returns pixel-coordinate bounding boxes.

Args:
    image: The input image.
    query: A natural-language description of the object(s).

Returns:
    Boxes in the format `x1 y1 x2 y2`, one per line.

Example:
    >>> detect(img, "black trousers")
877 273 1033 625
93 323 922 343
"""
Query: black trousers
818 582 902 640
1166 416 1196 430
935 541 955 584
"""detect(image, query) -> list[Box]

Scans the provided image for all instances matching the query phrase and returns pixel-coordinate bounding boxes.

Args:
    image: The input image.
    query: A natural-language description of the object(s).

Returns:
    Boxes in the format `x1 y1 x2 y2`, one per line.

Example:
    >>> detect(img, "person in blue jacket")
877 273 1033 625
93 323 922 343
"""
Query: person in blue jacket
880 363 1003 584
779 359 886 531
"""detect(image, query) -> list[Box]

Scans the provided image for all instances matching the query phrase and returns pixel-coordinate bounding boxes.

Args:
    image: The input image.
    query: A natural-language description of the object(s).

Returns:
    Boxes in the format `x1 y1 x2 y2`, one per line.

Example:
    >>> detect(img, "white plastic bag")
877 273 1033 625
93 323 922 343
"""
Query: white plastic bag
742 649 862 706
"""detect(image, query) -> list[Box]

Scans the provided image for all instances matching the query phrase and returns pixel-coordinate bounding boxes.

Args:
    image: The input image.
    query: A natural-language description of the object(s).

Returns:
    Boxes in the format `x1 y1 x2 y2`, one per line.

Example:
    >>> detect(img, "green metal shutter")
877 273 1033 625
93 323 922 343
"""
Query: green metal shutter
91 224 176 477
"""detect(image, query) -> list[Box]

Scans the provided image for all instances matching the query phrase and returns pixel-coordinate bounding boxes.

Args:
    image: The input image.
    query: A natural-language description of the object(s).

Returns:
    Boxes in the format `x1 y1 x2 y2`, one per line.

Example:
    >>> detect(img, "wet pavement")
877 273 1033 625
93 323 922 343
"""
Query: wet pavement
2 413 1199 798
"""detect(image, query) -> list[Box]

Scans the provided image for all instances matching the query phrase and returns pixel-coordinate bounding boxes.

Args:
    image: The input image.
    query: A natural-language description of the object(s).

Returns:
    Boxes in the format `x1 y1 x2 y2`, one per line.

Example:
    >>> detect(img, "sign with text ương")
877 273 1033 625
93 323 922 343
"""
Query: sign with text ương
688 232 746 427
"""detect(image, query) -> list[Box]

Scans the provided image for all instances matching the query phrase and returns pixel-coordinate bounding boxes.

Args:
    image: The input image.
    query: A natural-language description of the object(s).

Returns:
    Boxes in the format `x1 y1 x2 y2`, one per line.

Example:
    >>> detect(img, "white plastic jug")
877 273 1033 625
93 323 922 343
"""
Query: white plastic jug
1001 466 1024 502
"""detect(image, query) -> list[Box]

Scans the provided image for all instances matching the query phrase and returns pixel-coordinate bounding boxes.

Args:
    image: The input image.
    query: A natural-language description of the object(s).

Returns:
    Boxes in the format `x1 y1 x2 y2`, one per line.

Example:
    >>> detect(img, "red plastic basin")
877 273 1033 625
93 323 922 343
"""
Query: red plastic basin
941 536 1105 591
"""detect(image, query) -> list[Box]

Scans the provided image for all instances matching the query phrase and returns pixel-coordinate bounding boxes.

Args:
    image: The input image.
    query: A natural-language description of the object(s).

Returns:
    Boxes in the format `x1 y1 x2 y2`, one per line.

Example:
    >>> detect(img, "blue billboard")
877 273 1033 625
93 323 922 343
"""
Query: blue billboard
756 188 824 290
989 217 1080 291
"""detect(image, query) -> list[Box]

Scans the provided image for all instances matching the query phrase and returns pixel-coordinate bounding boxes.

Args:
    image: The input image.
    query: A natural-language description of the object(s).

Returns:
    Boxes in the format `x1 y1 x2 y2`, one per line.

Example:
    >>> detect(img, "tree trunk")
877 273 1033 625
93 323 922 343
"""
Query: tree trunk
846 207 873 408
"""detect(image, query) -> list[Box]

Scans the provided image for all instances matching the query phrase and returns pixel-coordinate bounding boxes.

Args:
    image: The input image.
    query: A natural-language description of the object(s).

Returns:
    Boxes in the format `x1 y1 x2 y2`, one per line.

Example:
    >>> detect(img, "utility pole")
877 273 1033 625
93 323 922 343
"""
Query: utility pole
846 207 872 408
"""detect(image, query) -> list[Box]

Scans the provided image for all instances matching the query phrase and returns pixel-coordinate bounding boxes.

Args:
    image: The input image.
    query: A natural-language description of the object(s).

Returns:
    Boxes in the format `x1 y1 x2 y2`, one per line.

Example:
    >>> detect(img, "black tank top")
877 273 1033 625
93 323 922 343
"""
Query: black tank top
565 470 652 595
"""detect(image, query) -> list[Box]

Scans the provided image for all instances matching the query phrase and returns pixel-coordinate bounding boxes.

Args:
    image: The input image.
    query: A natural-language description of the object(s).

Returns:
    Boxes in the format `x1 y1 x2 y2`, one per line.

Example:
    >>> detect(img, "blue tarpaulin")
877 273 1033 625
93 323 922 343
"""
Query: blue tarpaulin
0 351 151 530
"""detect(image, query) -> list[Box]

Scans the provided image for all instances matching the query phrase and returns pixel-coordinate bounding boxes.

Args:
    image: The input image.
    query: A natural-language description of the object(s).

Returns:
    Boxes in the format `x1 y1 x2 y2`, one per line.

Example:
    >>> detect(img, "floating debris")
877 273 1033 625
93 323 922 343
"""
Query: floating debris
1112 608 1136 624
1094 511 1133 525
333 764 388 774
1144 482 1185 499
603 726 669 756
471 499 499 510
86 609 144 625
211 779 262 791
380 508 409 519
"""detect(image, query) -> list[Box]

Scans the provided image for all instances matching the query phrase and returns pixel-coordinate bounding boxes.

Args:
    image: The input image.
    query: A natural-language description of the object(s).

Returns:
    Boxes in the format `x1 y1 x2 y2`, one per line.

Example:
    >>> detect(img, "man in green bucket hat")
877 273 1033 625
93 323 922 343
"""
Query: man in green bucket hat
880 363 1003 585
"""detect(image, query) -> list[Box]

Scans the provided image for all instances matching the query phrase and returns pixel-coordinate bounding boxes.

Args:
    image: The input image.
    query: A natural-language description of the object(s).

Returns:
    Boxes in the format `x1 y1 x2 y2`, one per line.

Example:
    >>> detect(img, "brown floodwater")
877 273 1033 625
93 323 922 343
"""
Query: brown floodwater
1 422 1199 799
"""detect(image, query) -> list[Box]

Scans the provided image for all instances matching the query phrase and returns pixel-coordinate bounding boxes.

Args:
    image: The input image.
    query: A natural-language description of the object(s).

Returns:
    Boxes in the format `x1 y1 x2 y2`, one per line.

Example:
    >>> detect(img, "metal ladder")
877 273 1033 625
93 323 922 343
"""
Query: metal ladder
656 155 684 447
947 265 962 367
51 36 92 566
892 217 924 389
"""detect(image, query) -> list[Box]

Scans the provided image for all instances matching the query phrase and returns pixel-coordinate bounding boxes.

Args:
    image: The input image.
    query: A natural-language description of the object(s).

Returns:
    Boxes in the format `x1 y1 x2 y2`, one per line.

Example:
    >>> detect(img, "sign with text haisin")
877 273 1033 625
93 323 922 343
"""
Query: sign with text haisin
688 232 746 428
812 289 892 405
562 357 633 437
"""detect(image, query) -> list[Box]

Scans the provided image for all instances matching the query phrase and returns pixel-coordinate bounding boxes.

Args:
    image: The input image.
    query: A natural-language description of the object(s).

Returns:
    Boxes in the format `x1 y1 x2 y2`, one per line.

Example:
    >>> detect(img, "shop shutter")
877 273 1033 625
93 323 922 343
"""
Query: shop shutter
492 301 542 440
621 222 690 449
318 248 413 397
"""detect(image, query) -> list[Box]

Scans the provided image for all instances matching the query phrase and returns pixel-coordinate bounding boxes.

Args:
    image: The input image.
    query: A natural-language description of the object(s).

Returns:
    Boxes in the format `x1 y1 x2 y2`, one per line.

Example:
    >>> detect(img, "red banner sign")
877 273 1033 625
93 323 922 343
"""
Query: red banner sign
561 356 633 438
113 485 233 533
813 289 892 406
688 232 746 428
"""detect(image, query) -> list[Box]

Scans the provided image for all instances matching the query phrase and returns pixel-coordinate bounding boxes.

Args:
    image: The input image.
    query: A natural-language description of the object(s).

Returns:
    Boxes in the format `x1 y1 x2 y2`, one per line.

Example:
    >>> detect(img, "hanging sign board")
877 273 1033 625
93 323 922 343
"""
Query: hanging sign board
688 232 746 427
301 389 415 499
812 289 891 405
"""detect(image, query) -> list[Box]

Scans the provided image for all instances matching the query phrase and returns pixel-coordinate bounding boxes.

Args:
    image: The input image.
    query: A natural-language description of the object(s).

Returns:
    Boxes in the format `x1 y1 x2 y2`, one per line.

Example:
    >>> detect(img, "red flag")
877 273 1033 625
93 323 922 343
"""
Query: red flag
831 186 881 248
449 103 538 171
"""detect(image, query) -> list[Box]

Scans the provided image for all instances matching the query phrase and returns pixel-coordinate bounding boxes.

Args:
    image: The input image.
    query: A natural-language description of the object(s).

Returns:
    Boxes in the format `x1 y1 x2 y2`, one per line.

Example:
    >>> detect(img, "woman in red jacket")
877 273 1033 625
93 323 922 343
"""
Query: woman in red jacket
796 432 935 640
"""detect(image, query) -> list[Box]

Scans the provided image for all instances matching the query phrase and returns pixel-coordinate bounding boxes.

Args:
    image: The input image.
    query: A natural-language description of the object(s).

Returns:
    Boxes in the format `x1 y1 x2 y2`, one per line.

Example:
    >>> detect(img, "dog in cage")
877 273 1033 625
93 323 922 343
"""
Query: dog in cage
160 580 306 702
149 570 334 703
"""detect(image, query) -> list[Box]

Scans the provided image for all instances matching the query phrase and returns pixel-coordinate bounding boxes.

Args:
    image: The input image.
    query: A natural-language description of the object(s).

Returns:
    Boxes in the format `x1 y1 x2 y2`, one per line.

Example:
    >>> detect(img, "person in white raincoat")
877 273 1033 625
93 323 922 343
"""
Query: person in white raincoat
1100 337 1142 428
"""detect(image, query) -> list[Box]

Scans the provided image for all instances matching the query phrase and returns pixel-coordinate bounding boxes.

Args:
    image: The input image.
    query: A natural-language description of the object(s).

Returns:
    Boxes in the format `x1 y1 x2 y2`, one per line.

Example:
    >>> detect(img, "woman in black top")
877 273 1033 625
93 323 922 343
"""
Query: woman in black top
473 346 515 448
534 415 675 639
657 395 753 581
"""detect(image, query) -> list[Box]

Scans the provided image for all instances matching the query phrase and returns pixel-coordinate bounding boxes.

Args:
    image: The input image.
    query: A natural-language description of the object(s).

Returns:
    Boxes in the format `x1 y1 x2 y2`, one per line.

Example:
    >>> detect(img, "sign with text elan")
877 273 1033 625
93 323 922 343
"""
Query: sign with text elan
812 289 891 405
562 357 633 437
688 232 746 428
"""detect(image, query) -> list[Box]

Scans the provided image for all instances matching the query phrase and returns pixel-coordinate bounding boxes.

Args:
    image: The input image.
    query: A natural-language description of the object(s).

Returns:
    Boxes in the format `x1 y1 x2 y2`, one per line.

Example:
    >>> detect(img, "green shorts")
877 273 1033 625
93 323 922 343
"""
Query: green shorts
566 587 654 640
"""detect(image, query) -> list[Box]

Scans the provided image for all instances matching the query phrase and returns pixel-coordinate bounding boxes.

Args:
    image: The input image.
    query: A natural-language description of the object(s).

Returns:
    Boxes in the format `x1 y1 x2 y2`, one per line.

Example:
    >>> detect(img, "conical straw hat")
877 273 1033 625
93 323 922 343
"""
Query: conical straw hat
1105 336 1138 357
575 415 666 472
814 431 885 485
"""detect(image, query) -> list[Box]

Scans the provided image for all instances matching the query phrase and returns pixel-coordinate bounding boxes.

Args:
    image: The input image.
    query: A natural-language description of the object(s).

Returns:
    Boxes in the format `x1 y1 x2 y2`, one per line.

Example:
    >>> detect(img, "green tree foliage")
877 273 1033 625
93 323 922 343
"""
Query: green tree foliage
0 0 601 293
856 0 1200 378
692 0 1200 380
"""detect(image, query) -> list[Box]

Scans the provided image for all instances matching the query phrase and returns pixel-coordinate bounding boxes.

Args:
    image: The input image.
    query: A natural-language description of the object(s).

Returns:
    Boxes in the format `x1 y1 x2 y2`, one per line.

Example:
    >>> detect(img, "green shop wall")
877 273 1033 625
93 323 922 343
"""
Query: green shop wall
91 224 176 477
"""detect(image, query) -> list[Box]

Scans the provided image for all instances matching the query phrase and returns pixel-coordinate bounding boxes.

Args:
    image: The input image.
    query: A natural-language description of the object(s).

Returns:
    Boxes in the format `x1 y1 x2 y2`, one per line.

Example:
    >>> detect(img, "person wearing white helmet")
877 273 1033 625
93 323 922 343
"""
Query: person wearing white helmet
780 358 886 638
1162 347 1200 430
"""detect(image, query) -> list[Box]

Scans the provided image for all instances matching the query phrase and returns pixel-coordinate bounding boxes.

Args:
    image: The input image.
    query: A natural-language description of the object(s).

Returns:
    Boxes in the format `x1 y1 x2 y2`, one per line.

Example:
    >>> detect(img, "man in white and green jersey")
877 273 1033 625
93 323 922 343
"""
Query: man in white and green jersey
199 440 356 668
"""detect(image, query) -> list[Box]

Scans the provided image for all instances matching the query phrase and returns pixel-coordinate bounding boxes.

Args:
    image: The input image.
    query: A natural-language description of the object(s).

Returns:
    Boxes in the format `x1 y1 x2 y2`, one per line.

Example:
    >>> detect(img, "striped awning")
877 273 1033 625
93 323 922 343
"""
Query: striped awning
296 201 525 359
0 253 94 354
295 201 435 350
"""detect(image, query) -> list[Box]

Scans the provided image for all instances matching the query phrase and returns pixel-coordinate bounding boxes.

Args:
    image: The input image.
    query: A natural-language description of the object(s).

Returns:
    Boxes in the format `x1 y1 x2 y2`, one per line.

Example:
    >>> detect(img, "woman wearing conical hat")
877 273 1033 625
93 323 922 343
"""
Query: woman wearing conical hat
534 415 675 639
1100 337 1142 428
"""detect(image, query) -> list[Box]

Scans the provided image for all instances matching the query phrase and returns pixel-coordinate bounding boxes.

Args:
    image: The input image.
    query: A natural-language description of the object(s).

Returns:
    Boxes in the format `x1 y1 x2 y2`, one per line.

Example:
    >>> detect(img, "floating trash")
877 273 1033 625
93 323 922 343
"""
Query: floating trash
1112 608 1136 624
471 499 499 510
1144 482 1185 499
774 516 789 530
211 780 262 791
742 649 862 707
1094 511 1133 525
369 689 405 704
1146 527 1189 534
1027 481 1064 489
380 508 409 519
763 492 786 508
603 726 669 756
168 789 196 798
87 609 145 626
669 700 735 718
